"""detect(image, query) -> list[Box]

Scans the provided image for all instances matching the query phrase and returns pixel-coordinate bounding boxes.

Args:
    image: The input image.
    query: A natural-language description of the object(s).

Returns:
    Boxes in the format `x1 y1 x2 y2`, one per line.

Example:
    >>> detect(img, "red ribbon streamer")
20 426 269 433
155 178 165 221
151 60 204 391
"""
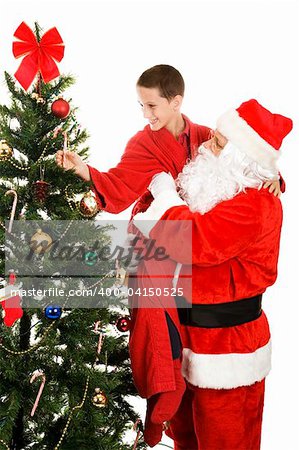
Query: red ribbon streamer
12 22 65 90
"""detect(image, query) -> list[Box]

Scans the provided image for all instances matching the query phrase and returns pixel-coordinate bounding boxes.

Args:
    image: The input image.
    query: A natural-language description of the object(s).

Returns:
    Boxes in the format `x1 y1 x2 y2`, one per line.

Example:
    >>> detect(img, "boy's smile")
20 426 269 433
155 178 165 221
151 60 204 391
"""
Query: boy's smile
136 86 183 137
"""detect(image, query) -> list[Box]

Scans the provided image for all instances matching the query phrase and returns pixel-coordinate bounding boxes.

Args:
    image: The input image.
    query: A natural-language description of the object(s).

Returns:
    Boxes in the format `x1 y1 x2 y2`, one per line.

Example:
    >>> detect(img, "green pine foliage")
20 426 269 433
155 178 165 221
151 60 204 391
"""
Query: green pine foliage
0 24 145 450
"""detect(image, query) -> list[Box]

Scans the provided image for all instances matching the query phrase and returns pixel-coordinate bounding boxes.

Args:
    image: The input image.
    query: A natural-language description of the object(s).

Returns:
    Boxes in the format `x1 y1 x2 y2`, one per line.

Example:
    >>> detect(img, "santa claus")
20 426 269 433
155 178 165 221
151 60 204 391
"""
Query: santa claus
134 99 293 450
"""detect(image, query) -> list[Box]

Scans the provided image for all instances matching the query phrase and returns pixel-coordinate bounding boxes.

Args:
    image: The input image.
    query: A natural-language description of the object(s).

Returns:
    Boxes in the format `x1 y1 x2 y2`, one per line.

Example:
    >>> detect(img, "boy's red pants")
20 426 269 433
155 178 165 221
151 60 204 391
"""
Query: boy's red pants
165 379 265 450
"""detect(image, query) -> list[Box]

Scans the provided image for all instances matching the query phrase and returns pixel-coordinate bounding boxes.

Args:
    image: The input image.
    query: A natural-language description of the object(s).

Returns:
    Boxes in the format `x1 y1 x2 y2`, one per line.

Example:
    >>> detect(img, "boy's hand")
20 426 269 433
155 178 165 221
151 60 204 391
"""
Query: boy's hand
56 149 83 171
263 179 281 197
55 150 90 181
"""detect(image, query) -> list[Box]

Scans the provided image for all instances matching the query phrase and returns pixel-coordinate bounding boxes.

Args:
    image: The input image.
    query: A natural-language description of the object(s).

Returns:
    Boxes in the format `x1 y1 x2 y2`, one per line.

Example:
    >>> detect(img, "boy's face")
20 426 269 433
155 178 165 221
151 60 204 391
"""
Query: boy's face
137 86 182 132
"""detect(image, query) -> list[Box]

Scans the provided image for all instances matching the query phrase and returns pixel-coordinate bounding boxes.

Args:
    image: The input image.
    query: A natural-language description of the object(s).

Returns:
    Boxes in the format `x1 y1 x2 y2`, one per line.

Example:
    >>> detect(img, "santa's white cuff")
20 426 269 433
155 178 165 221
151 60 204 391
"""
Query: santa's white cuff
133 190 186 237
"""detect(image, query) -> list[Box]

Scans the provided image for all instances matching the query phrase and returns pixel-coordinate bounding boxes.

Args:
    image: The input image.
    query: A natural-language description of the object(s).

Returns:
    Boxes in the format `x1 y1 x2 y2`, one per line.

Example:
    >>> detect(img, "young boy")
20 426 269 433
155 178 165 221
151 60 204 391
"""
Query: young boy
56 65 211 217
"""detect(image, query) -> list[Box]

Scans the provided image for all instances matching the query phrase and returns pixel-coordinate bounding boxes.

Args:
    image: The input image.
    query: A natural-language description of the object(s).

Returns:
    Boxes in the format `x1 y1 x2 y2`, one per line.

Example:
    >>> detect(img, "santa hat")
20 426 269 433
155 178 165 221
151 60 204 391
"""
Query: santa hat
216 99 293 171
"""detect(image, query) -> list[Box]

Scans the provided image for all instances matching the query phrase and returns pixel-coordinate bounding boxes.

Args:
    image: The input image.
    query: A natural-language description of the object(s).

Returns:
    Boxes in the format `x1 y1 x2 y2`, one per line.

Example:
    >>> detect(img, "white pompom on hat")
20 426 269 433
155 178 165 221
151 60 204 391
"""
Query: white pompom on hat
216 99 293 171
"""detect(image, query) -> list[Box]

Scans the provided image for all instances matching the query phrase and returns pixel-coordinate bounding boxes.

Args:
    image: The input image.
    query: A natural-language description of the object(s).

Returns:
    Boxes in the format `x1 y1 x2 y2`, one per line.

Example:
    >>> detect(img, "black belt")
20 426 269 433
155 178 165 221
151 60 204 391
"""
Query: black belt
176 295 263 328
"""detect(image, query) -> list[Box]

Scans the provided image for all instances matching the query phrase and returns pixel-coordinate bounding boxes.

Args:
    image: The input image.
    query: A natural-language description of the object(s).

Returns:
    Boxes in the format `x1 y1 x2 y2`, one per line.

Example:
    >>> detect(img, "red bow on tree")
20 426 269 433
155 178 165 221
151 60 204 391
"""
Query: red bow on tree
12 22 65 90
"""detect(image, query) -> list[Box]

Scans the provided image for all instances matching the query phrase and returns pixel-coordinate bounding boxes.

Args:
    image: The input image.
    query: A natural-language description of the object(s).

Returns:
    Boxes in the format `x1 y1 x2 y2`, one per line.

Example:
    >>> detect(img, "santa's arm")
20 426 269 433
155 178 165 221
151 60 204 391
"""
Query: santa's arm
134 189 264 266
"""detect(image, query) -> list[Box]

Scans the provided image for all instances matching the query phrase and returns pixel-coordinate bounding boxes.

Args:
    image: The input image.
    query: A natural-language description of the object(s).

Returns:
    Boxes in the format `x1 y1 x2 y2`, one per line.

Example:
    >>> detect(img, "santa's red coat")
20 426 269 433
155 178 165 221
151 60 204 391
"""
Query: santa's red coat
144 187 283 389
87 117 210 398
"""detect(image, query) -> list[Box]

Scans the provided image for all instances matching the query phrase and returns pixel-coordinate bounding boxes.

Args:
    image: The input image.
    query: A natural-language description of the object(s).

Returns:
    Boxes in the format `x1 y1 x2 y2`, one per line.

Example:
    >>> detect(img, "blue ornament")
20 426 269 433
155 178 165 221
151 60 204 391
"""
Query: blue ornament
84 251 97 266
45 305 62 319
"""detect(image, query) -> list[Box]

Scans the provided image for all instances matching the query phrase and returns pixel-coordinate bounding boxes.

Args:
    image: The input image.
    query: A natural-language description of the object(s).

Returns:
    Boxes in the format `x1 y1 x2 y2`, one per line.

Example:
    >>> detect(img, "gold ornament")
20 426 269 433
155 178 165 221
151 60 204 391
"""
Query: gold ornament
31 92 45 104
79 191 98 217
0 140 13 161
30 229 53 254
92 388 108 408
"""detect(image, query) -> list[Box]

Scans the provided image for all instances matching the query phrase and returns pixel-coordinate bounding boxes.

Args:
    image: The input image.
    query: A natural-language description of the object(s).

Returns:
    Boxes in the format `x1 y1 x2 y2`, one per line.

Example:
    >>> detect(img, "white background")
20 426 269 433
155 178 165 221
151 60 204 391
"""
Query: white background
0 1 298 449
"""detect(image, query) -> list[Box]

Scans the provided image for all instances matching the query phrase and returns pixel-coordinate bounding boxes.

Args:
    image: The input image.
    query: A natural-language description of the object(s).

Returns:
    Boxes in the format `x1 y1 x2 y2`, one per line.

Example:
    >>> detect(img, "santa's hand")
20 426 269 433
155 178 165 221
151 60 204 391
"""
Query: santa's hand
263 179 281 197
149 172 176 198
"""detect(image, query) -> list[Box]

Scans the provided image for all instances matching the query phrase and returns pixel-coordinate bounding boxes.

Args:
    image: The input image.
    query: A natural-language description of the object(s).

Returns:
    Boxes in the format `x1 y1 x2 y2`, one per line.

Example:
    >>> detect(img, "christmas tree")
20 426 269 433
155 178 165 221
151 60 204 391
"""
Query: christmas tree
0 22 145 450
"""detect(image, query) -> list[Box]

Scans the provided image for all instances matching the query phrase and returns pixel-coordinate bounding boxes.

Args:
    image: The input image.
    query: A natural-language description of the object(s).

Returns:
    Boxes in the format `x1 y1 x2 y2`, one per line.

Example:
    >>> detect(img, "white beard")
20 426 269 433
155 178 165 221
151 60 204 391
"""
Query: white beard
176 142 278 214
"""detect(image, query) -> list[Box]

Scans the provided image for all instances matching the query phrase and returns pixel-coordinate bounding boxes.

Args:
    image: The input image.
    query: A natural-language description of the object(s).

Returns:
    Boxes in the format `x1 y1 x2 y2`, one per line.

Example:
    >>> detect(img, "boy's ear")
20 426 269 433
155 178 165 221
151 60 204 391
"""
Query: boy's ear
171 95 183 111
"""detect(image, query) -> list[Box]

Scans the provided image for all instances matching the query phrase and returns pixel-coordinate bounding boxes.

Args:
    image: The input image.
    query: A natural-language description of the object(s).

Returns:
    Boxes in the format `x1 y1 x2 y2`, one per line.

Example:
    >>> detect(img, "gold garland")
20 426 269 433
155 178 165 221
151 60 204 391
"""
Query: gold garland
54 376 90 450
0 439 9 449
8 145 48 172
0 320 56 356
5 127 65 172
59 220 73 240
64 185 76 211
0 217 74 243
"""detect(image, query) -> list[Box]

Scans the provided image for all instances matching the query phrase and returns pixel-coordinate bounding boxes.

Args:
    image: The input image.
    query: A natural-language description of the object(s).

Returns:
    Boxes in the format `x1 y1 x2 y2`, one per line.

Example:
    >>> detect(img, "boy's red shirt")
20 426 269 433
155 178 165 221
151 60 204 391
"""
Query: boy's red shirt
87 115 211 215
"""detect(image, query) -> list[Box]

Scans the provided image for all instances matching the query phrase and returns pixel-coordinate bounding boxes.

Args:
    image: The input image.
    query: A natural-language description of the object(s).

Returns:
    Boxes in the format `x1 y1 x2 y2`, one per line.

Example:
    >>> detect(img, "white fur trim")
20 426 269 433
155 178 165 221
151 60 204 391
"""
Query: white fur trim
217 109 279 171
181 340 272 389
133 190 186 238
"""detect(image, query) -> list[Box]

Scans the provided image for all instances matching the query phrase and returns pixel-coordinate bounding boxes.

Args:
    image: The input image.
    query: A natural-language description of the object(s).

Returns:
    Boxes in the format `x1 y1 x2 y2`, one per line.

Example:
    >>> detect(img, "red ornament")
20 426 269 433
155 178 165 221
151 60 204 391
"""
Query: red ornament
51 98 70 119
79 191 98 217
116 316 131 332
8 271 16 285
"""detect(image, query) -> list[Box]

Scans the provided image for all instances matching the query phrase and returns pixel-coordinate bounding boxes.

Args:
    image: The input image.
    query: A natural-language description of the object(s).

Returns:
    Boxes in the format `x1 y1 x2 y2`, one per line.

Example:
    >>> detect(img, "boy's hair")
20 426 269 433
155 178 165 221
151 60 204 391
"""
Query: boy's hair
137 64 185 100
